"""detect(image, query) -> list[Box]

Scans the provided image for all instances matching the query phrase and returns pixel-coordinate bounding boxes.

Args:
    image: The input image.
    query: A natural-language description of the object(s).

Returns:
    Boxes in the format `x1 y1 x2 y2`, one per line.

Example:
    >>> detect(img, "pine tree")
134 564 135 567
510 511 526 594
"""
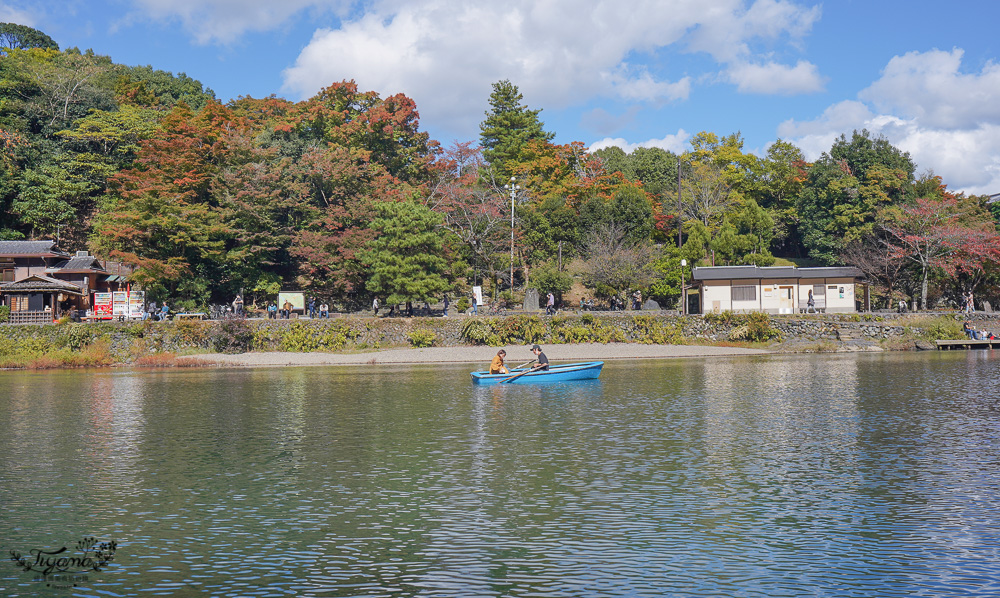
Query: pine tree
360 200 450 306
479 80 553 177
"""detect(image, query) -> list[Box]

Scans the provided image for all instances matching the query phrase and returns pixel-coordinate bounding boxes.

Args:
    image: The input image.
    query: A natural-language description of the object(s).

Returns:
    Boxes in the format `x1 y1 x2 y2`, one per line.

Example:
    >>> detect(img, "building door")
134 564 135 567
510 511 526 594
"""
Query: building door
779 286 794 311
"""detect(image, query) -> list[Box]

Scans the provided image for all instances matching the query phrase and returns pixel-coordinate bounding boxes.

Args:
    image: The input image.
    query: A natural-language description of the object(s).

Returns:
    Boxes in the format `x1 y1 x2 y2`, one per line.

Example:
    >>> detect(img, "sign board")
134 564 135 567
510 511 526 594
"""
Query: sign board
93 292 113 319
278 292 305 311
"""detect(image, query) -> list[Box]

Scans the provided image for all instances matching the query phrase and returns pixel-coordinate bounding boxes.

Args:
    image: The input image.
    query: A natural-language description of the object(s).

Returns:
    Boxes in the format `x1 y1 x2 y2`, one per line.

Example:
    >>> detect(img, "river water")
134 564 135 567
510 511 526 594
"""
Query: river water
2 351 999 597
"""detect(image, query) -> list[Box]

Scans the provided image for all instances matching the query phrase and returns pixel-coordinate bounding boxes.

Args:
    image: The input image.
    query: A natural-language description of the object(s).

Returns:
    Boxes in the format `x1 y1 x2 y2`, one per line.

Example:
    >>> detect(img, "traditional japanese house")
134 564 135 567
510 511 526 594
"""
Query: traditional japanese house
0 275 85 323
0 241 130 323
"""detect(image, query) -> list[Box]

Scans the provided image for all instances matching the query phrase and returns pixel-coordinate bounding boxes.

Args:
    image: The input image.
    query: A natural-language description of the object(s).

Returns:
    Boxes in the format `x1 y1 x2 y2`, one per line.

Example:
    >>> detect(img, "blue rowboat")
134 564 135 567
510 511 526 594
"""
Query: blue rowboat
470 361 604 385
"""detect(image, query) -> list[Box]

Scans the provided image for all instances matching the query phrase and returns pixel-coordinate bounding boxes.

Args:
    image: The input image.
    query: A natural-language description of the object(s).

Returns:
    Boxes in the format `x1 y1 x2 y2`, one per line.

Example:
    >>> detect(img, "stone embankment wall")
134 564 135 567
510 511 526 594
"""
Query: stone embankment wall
4 311 995 362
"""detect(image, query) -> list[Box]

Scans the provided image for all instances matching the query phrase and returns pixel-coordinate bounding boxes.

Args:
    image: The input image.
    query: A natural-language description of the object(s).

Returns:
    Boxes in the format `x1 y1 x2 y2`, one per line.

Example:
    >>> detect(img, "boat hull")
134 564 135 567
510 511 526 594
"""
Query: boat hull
470 361 604 385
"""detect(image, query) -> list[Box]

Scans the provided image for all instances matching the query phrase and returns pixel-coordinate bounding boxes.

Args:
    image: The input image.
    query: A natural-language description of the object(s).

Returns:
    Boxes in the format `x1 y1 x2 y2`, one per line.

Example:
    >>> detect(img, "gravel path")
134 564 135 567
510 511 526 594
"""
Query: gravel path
186 343 770 368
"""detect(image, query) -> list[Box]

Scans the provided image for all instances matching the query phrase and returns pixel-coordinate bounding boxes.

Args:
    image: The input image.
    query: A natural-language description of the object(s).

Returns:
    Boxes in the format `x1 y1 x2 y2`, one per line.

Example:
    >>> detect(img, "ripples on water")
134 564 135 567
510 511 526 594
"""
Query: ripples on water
2 351 1000 597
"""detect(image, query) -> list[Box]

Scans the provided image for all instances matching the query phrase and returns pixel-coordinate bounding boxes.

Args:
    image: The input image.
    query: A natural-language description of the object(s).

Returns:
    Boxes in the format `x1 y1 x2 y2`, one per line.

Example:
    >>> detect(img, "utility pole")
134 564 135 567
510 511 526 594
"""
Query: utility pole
504 177 520 294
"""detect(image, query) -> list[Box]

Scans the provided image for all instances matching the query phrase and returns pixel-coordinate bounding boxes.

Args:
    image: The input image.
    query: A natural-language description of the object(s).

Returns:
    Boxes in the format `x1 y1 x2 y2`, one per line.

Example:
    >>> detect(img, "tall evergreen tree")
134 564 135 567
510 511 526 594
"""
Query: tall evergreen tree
0 23 58 51
361 200 449 306
797 129 915 264
479 80 553 177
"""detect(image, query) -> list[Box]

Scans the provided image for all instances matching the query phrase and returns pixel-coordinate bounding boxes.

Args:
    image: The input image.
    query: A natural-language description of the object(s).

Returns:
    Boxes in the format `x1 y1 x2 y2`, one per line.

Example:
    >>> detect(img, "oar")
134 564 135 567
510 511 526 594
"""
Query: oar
500 360 537 384
509 358 536 371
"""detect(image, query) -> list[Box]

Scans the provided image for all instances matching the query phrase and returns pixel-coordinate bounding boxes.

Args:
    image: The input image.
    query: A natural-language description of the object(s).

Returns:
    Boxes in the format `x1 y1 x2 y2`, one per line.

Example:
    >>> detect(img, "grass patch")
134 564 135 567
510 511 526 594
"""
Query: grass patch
1 339 115 369
898 315 965 341
773 256 823 268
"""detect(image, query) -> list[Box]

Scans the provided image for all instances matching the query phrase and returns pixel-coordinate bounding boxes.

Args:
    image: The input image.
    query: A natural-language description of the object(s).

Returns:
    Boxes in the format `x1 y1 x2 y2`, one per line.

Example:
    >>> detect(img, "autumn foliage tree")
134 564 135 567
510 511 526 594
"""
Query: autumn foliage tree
91 102 230 302
8 24 1000 314
880 193 1000 310
425 142 509 286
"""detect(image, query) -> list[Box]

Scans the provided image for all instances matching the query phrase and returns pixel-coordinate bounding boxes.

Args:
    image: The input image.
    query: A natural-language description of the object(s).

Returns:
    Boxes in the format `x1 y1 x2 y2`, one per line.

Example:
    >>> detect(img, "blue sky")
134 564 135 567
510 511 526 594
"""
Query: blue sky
4 0 1000 193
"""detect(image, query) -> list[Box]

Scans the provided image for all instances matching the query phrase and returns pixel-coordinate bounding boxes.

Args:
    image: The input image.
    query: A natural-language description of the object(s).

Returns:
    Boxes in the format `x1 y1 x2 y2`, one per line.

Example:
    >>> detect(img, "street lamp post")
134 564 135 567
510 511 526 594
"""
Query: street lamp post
680 259 687 315
677 160 683 249
504 177 520 296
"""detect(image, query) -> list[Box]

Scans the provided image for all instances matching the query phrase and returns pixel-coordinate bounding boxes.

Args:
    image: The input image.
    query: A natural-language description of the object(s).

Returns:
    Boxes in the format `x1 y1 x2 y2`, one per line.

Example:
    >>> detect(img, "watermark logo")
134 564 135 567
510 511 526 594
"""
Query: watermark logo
8 537 117 588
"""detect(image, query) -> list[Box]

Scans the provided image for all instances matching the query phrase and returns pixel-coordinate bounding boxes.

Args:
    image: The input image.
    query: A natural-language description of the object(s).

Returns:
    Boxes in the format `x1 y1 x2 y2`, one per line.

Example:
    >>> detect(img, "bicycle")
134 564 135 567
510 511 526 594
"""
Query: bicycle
209 304 245 321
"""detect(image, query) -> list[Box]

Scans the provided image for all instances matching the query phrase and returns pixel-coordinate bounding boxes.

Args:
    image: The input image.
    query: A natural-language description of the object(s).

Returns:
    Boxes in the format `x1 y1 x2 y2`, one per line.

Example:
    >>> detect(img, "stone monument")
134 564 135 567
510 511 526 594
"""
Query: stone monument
523 288 540 311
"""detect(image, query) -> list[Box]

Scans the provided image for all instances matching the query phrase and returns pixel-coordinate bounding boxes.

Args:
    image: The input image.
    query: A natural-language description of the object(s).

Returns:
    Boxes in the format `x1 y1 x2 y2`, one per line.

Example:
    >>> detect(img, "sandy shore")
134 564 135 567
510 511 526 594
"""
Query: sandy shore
186 343 771 368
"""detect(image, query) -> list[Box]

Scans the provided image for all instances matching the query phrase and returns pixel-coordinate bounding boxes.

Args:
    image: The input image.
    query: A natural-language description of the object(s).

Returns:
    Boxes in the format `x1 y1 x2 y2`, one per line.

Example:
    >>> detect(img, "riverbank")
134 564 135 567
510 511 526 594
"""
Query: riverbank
0 311 991 369
184 342 771 368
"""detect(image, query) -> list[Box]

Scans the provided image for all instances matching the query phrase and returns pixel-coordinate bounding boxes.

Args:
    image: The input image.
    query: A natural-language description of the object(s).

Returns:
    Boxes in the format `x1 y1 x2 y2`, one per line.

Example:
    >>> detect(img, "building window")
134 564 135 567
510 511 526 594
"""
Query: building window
732 285 756 302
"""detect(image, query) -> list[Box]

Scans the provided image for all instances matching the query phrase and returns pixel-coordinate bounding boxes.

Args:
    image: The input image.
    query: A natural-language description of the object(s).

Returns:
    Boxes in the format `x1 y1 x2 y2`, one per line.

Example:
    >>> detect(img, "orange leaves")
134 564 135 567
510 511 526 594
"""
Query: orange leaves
508 139 643 207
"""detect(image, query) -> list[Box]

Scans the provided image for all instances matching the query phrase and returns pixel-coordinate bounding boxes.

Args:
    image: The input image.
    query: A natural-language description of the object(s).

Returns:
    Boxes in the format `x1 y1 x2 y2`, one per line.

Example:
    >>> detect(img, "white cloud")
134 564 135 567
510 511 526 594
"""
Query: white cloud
0 2 38 26
777 100 875 157
859 48 1000 130
727 59 825 94
605 68 692 103
779 49 1000 195
281 0 823 139
686 0 821 63
588 130 691 155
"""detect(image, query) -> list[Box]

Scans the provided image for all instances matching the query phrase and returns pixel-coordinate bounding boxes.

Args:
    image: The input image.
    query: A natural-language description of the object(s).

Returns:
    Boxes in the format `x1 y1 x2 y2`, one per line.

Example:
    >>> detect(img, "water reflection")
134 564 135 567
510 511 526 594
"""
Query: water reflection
2 353 1000 597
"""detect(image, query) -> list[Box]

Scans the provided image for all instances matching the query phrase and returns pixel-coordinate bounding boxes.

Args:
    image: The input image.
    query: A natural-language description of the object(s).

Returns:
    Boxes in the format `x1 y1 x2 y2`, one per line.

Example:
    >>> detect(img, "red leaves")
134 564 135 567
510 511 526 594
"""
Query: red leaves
884 195 1000 274
880 194 1000 307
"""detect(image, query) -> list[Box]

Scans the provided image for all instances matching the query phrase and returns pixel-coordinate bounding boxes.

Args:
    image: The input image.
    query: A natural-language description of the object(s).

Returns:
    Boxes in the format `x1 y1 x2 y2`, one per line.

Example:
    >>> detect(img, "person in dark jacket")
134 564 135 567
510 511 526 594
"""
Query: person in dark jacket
530 345 549 371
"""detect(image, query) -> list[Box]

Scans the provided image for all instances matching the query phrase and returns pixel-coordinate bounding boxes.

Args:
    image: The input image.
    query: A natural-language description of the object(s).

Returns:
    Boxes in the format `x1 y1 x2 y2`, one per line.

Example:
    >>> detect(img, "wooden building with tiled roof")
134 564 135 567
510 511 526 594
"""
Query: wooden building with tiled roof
1 240 133 323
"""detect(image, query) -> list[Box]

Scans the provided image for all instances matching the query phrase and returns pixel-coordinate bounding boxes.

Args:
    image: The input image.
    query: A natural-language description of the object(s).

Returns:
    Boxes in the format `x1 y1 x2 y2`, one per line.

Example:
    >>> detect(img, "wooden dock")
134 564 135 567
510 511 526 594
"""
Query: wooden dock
936 339 1000 350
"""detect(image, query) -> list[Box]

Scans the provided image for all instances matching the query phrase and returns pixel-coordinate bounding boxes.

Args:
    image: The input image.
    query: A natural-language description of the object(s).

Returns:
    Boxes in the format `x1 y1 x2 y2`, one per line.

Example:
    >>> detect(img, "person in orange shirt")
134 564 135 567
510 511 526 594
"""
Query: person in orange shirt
489 349 509 374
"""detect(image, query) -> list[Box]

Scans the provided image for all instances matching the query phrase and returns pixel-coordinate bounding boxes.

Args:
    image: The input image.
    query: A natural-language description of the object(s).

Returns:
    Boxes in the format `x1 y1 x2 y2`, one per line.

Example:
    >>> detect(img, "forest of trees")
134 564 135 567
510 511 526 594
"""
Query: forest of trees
3 25 1000 312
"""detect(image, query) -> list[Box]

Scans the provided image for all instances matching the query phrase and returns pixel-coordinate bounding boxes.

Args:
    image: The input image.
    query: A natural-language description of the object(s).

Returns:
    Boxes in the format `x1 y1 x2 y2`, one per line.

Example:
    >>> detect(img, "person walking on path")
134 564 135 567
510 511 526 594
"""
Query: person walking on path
373 297 379 316
443 294 449 317
546 292 556 315
807 290 816 313
471 293 478 316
